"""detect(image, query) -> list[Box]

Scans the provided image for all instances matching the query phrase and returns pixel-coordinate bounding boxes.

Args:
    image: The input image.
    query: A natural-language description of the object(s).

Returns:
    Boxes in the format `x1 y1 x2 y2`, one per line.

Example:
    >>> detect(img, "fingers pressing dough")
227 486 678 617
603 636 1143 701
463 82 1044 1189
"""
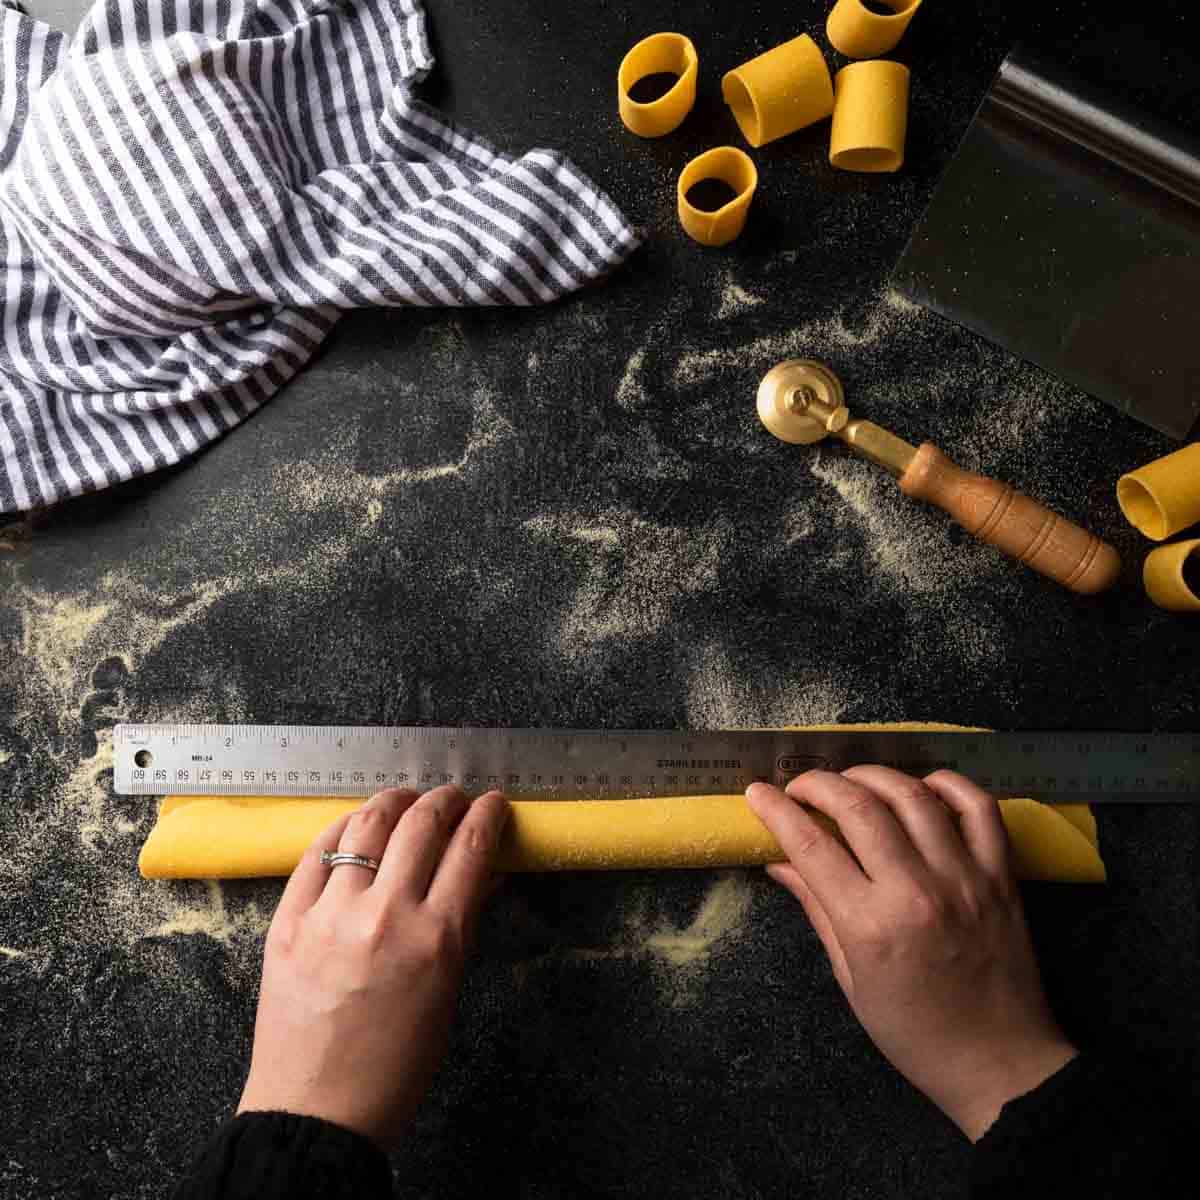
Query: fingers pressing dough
139 724 1105 883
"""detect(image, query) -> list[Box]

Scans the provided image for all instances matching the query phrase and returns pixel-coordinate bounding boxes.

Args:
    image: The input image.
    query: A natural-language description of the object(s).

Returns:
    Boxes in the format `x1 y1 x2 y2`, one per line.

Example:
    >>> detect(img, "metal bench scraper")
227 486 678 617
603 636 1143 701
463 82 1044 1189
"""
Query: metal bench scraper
893 47 1200 440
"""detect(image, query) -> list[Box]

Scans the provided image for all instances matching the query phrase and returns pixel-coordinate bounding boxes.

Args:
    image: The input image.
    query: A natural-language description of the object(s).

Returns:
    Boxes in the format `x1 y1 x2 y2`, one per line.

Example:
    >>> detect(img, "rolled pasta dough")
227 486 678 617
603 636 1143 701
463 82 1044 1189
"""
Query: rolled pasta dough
137 724 1105 882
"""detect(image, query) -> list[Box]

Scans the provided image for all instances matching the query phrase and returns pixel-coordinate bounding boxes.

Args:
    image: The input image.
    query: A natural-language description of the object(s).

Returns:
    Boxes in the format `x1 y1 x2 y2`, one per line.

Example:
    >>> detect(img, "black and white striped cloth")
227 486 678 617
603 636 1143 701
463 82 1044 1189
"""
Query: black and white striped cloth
0 0 638 515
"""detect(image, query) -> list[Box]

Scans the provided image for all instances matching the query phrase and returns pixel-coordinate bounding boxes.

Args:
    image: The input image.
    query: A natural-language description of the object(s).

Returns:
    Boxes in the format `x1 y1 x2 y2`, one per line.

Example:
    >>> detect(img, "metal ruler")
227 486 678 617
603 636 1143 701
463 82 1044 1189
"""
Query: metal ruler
113 725 1198 804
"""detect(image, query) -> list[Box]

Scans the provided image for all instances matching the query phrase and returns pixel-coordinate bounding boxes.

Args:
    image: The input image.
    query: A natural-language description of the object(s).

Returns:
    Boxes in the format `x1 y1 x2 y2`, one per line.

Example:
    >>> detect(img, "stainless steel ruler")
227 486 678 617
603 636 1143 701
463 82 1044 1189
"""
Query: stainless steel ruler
113 725 1198 804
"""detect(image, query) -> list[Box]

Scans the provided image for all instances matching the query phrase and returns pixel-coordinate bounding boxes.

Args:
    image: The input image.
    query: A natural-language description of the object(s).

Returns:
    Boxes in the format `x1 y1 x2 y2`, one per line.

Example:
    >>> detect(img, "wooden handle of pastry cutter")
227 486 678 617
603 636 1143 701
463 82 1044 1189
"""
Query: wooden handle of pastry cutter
899 444 1121 594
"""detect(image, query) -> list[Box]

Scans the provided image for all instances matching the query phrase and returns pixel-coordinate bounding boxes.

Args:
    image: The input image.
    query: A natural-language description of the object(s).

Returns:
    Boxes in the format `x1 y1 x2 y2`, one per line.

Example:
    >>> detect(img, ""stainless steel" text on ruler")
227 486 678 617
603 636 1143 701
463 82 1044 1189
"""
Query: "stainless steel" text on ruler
113 726 1199 804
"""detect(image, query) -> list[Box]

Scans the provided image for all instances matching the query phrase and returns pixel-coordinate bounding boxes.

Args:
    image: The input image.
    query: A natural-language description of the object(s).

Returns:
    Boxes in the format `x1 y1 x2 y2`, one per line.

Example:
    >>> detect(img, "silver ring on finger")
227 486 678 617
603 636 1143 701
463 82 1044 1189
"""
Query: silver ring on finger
320 850 380 873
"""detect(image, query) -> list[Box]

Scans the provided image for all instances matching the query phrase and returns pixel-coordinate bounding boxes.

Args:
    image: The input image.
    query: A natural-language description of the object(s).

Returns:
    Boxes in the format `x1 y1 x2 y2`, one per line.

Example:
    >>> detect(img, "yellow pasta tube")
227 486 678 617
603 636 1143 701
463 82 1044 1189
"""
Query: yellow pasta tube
721 34 834 148
499 796 779 870
1143 539 1200 611
1117 444 1200 541
676 146 758 246
993 799 1106 883
141 795 348 878
139 794 1105 883
827 0 923 60
617 32 698 138
830 60 910 173
1054 803 1098 847
498 795 1105 882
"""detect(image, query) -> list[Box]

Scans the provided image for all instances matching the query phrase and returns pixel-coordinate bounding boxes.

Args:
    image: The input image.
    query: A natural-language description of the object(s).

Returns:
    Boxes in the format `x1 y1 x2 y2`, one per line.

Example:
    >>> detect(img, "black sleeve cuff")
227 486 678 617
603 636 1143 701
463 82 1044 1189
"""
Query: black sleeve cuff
172 1111 393 1200
970 1051 1186 1196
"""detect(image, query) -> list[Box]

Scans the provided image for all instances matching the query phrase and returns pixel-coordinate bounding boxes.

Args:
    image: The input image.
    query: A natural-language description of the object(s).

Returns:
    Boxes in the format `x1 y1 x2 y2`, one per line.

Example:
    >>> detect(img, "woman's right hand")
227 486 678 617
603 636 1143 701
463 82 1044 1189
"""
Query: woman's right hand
746 767 1078 1142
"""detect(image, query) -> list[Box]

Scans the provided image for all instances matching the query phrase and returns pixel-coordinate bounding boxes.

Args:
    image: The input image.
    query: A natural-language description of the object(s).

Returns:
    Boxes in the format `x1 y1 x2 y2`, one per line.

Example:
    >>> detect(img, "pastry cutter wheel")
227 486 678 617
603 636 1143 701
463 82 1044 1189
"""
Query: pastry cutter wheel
757 359 1121 594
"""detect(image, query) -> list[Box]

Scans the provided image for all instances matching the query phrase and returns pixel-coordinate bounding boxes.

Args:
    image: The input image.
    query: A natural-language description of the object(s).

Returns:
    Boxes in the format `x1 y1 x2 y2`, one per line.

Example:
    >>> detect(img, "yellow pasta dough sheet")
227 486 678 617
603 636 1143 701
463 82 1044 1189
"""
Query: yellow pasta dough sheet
138 725 1105 883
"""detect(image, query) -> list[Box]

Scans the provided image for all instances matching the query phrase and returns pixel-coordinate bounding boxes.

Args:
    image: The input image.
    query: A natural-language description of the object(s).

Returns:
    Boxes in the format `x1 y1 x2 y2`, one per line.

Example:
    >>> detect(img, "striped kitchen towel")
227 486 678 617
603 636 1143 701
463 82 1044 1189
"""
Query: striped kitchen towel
0 0 639 515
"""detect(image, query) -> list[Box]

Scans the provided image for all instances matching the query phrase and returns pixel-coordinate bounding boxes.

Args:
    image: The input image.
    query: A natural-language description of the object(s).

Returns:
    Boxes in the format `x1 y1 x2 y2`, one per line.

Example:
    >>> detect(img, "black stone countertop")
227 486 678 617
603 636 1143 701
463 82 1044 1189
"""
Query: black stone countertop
2 3 1198 1197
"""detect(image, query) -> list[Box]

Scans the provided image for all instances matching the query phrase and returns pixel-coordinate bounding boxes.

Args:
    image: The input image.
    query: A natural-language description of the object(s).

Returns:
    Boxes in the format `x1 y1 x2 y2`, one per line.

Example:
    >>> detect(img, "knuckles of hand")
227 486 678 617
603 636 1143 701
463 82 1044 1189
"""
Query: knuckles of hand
898 887 952 932
352 805 389 830
265 916 298 956
841 790 879 818
411 914 464 965
349 904 464 965
345 909 400 957
887 779 939 811
792 829 826 858
853 880 999 949
270 904 466 973
460 820 494 860
953 880 989 924
404 803 447 837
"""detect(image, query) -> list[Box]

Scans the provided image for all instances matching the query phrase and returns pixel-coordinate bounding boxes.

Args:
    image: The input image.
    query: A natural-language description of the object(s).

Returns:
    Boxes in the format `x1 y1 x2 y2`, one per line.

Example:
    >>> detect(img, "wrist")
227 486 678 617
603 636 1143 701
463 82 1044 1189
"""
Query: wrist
238 1078 414 1151
945 1037 1080 1143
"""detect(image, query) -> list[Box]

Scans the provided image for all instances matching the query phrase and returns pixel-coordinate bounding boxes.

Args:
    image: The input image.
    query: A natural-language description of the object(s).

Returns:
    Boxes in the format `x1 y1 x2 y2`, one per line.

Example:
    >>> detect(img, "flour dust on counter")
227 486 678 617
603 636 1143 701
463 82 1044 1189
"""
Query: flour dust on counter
1 533 350 991
716 268 767 321
522 507 734 659
0 566 278 976
670 288 924 390
681 641 856 730
280 385 516 516
644 873 755 967
148 881 272 944
616 347 649 411
513 871 759 1010
805 453 1022 675
0 338 539 986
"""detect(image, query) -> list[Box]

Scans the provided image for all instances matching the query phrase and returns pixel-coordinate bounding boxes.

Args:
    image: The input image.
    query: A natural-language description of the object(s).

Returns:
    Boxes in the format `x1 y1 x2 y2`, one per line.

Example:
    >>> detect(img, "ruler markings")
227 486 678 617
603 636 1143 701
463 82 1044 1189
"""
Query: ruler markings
111 725 1198 804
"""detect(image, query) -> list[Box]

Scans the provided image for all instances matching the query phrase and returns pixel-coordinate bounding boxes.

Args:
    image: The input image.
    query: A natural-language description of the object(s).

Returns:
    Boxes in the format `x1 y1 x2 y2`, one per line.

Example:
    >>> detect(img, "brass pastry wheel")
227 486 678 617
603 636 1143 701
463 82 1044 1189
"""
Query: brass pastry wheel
756 359 1122 595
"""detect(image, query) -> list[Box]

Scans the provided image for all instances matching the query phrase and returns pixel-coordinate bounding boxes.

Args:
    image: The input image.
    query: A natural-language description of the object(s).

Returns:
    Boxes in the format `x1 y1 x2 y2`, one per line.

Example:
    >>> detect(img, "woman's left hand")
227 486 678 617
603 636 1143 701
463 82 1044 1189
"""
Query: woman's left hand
237 786 510 1148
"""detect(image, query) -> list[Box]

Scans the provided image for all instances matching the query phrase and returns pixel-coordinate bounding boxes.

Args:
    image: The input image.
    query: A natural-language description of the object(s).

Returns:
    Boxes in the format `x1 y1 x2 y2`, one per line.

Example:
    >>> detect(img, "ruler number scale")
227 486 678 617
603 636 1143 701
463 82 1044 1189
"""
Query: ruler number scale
112 726 1199 804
